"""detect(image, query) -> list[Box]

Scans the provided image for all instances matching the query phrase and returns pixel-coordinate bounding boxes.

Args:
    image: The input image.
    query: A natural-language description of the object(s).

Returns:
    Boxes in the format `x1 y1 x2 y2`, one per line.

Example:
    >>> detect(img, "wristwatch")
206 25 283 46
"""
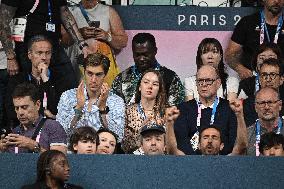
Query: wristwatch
79 41 88 50
34 142 41 153
99 106 109 114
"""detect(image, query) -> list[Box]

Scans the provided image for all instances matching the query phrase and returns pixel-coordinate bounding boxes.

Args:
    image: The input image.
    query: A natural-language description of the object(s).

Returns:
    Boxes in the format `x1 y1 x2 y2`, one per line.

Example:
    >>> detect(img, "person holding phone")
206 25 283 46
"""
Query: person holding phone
62 0 128 85
5 35 74 129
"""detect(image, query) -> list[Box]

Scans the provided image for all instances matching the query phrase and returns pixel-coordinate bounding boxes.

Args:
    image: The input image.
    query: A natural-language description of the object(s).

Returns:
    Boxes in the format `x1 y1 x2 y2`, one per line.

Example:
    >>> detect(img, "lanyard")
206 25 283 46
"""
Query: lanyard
255 74 260 93
28 69 51 81
79 4 91 23
255 117 282 156
27 0 40 16
47 0 52 22
260 10 283 44
196 97 219 127
137 101 147 120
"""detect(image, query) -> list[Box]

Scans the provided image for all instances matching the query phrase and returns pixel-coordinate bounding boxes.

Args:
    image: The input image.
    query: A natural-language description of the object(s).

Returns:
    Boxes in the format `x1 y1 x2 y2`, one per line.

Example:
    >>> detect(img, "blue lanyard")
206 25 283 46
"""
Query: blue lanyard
260 10 283 44
28 69 51 81
79 4 91 23
256 118 282 143
47 0 52 22
196 97 219 127
137 101 147 120
255 74 260 93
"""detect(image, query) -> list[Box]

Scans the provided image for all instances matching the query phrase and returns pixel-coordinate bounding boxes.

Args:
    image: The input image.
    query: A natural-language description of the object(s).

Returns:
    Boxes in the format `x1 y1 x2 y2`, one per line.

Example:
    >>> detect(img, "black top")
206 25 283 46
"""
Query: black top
21 182 83 189
2 0 67 43
231 12 284 70
174 98 237 155
5 71 73 128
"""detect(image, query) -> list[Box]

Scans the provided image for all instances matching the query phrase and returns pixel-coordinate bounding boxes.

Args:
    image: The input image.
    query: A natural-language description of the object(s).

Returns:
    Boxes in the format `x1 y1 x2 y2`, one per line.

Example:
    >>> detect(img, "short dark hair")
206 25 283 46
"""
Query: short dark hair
36 150 66 182
12 83 40 103
27 35 52 52
83 52 110 75
97 127 118 154
199 125 223 143
251 42 282 72
259 132 284 154
69 126 98 153
132 33 157 49
259 58 284 76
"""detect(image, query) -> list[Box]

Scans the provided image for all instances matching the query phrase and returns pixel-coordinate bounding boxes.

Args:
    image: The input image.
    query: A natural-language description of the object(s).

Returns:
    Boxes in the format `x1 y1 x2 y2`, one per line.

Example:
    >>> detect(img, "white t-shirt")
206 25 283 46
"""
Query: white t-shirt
0 42 7 70
184 75 239 101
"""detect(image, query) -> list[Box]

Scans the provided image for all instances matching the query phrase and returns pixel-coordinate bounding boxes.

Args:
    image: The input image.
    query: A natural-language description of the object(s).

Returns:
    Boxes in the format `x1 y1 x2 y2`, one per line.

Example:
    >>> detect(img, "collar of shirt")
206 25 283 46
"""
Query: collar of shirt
200 103 214 109
132 60 161 78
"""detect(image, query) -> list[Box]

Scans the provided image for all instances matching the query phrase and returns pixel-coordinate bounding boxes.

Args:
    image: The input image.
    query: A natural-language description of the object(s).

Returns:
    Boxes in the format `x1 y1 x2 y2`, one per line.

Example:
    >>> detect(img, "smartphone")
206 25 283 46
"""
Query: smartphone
88 21 100 28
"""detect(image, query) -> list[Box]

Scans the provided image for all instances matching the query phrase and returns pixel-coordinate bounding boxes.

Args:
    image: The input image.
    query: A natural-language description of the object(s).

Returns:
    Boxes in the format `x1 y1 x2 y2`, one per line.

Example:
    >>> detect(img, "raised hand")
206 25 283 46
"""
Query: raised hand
229 99 243 116
97 82 110 110
165 106 180 124
38 62 49 82
76 80 86 110
7 58 19 76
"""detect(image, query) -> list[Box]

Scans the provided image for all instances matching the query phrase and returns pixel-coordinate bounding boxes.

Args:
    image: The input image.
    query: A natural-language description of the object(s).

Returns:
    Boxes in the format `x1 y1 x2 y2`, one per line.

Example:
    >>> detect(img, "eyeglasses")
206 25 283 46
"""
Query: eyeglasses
255 100 280 108
196 78 218 86
260 72 280 80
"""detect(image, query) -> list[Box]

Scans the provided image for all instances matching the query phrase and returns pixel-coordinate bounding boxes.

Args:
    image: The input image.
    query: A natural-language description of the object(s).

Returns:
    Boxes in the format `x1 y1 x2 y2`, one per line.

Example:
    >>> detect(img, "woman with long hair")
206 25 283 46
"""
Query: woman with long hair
122 69 167 154
185 38 239 102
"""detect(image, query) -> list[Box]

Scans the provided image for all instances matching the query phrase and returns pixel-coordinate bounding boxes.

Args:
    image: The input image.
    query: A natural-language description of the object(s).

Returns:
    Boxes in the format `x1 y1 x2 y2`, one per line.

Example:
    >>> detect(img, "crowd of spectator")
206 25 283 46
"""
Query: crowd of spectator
0 0 284 187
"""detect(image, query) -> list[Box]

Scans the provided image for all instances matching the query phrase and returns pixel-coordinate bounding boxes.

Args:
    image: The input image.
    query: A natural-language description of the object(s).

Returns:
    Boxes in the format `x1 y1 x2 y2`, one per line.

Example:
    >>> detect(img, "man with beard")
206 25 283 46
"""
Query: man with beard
225 0 284 80
172 65 237 155
247 87 284 156
165 99 247 156
111 32 184 106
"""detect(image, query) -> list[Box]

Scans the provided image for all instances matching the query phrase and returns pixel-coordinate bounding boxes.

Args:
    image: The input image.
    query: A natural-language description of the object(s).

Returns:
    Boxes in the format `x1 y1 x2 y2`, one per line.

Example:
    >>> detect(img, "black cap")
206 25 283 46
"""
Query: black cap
140 122 165 136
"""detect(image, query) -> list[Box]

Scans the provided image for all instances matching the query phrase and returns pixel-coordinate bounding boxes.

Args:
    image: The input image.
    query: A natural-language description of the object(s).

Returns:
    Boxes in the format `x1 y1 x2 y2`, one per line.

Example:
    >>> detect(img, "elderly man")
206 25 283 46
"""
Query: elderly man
0 83 67 153
173 65 237 155
56 52 125 141
138 121 166 156
111 32 184 106
5 35 74 128
247 87 284 156
225 0 284 80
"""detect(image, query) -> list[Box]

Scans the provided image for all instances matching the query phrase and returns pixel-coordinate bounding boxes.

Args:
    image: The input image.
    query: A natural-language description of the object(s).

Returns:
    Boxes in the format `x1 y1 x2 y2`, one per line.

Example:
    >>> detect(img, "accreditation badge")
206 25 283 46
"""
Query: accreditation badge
190 131 199 151
46 22 56 32
11 16 27 42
